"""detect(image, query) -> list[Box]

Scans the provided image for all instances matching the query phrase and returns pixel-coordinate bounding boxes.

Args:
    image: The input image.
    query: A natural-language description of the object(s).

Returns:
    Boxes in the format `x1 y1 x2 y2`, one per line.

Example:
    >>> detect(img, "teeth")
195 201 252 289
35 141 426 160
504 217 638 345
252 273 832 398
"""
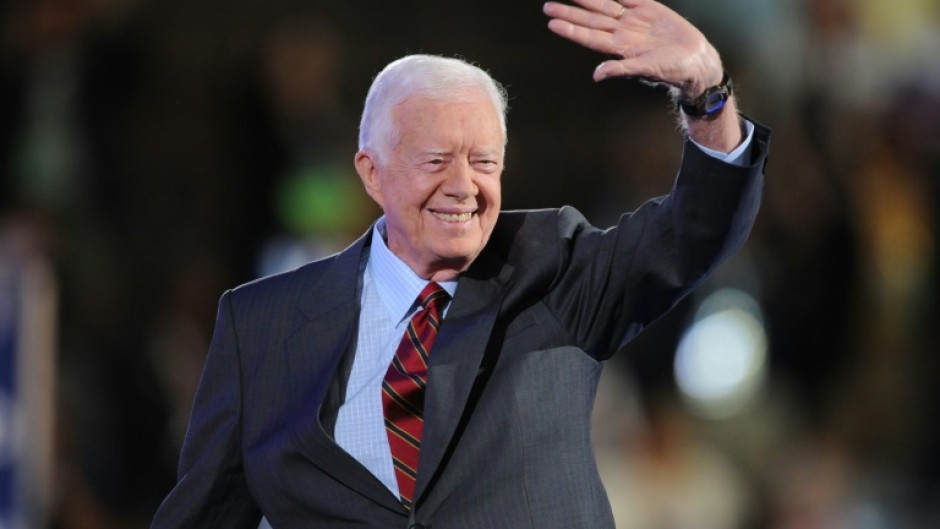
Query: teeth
432 211 473 222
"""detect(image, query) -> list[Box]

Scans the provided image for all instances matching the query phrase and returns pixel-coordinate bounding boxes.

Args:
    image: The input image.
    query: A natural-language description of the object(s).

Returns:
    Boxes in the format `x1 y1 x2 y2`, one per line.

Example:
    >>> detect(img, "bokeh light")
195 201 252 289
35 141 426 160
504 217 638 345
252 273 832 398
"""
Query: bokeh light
675 289 769 419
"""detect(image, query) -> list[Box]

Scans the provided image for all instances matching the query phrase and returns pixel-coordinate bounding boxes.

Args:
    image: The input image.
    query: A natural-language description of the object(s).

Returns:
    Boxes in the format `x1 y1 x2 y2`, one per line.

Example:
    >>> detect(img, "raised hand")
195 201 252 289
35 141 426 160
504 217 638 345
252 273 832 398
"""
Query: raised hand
543 0 743 152
543 0 723 101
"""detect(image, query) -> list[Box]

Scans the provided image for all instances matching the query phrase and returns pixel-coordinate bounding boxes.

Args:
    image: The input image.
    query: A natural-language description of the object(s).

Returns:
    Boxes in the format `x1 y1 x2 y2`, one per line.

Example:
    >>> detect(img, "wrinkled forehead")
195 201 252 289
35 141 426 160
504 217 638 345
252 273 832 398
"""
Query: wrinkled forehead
390 92 506 146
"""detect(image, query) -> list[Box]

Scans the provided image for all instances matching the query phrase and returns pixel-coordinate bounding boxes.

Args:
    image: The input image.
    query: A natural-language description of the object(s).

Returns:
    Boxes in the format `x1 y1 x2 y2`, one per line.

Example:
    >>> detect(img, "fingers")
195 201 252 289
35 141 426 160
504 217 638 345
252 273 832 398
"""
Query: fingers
572 0 646 16
546 18 617 55
544 0 649 77
593 58 654 82
544 0 712 87
543 1 621 32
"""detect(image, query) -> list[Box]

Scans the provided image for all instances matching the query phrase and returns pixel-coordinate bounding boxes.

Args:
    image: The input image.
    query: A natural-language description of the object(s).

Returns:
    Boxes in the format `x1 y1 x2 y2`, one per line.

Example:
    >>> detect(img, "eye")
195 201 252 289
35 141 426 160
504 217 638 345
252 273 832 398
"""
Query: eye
419 156 449 172
472 159 500 172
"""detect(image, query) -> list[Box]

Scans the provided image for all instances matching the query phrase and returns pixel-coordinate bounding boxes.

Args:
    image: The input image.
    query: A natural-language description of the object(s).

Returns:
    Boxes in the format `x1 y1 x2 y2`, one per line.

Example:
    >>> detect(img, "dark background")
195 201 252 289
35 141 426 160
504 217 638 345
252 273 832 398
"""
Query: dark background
2 0 939 527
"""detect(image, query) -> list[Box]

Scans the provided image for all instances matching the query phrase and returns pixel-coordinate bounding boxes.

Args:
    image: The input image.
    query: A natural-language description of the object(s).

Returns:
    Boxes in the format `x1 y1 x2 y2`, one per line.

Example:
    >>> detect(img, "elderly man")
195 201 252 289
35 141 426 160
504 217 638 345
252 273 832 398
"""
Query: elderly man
152 0 769 527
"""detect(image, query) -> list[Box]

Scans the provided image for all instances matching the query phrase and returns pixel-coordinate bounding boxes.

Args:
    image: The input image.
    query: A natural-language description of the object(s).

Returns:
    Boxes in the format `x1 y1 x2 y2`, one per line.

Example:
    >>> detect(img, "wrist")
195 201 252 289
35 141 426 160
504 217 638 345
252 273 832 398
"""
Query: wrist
685 66 724 98
676 71 733 119
683 96 742 153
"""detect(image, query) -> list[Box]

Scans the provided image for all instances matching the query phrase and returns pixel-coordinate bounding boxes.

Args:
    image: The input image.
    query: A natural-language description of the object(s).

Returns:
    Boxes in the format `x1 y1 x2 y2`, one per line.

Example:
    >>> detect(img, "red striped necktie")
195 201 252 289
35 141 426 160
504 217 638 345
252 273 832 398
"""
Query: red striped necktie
382 282 450 511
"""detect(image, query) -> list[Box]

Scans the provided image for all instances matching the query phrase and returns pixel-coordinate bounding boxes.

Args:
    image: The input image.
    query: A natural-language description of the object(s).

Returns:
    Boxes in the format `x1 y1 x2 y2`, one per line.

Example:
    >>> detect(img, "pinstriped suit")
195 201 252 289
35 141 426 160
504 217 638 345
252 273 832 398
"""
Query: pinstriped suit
152 123 770 528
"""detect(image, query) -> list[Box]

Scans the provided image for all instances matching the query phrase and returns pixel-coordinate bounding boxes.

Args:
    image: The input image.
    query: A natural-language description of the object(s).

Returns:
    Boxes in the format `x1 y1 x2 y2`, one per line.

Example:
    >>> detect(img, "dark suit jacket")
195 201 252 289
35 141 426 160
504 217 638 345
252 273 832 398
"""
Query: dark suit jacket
152 124 770 528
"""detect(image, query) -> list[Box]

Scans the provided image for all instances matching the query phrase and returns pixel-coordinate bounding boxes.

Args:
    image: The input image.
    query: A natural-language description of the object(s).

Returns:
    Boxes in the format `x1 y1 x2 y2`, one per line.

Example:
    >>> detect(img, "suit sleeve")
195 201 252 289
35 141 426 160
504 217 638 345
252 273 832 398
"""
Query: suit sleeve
544 121 770 360
151 291 262 528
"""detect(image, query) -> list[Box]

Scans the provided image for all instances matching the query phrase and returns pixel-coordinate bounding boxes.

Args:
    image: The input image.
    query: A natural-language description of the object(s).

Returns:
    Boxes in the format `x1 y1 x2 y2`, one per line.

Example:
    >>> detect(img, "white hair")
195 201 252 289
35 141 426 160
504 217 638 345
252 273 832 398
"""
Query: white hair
358 54 509 161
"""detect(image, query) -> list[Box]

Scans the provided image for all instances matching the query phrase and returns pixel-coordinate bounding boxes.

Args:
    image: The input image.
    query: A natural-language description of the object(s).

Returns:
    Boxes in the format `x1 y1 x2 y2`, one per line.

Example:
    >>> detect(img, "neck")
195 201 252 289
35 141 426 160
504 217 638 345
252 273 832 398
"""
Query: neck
427 268 462 282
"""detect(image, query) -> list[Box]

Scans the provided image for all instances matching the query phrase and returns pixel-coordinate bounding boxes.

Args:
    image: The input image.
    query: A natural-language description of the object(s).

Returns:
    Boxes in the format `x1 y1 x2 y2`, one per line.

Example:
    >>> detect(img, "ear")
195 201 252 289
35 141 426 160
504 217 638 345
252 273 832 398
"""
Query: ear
354 150 384 208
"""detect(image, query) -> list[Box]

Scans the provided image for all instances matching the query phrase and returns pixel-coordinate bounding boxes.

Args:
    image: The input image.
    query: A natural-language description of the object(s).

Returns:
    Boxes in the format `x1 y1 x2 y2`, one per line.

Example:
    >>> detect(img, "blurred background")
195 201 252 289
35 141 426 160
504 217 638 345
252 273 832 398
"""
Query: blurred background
1 0 938 527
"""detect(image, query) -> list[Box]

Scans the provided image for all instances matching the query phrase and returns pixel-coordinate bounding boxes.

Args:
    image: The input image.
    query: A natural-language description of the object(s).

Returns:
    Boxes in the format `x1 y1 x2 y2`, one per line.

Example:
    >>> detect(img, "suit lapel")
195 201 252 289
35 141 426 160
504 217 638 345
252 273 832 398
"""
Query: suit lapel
286 230 405 514
415 253 514 503
281 225 516 512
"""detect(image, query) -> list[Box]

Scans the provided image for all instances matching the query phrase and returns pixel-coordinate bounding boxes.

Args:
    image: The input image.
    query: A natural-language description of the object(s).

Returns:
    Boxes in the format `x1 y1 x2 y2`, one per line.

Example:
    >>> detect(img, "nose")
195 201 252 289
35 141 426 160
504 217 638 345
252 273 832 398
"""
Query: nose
442 159 478 200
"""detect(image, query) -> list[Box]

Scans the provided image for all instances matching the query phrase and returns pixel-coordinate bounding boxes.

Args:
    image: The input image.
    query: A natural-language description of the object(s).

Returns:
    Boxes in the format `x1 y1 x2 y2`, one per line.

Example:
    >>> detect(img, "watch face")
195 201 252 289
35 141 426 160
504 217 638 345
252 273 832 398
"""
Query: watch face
678 73 732 117
705 91 728 113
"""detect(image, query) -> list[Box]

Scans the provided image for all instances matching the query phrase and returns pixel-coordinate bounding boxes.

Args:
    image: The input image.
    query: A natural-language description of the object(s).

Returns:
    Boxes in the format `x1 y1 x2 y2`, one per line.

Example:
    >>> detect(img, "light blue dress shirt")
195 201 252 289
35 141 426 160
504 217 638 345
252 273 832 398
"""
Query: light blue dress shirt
331 122 755 498
334 219 457 498
694 119 755 166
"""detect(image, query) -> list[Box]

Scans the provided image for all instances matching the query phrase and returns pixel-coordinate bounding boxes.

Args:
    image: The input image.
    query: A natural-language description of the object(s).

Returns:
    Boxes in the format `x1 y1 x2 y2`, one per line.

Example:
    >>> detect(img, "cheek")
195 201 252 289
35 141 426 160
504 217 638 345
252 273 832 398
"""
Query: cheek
385 188 427 226
482 179 502 209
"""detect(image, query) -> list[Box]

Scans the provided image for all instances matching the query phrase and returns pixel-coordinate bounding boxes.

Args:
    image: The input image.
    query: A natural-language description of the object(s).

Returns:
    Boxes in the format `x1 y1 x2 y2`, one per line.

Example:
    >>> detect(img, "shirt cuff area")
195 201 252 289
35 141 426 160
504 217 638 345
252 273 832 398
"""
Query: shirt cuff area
690 119 756 167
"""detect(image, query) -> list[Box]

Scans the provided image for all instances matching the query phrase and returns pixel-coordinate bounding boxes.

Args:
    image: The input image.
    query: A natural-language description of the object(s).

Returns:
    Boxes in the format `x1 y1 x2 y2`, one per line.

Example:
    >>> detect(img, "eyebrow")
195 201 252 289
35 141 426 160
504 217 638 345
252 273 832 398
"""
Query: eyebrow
416 148 503 158
472 148 500 155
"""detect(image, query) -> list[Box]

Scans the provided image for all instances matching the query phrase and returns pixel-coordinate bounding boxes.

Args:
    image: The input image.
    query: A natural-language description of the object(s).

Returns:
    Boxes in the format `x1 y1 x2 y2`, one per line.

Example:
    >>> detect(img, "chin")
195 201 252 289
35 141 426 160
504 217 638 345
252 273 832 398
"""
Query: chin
428 247 477 270
434 240 484 260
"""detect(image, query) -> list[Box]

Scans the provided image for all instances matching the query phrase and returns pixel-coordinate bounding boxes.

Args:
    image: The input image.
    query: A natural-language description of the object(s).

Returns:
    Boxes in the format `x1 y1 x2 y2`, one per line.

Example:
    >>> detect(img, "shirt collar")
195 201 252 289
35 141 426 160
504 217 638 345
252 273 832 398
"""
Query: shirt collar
369 217 457 324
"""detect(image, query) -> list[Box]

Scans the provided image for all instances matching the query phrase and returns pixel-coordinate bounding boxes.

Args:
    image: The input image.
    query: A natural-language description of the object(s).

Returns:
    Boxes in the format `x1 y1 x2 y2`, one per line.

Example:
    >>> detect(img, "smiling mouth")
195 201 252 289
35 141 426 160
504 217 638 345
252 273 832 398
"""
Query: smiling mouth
430 211 474 222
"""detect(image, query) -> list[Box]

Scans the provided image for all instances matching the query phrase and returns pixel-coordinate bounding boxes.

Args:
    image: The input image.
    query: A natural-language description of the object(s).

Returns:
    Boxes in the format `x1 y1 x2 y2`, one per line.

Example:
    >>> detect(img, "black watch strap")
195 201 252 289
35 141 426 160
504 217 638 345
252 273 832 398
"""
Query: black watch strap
677 71 733 118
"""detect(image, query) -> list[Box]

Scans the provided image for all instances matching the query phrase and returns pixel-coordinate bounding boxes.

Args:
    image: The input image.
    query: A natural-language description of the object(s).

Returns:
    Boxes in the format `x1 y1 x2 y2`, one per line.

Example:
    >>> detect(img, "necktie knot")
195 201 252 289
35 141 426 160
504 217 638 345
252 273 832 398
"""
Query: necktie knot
418 282 449 316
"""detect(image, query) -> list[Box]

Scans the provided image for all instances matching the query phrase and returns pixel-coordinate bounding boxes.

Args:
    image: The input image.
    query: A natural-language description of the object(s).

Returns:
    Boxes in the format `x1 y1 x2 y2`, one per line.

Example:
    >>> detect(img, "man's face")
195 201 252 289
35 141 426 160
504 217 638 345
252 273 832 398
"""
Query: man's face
355 92 504 281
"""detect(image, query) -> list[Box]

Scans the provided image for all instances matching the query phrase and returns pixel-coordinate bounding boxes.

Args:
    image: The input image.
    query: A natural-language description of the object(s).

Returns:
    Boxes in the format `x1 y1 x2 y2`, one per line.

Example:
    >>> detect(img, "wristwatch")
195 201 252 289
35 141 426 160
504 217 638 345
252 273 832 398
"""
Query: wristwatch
677 72 733 118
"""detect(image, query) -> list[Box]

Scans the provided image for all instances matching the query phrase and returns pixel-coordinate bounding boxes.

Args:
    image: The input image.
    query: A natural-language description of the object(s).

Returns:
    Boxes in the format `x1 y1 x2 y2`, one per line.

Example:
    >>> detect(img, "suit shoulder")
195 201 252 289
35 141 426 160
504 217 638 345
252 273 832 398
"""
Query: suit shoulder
492 207 593 261
481 207 595 293
226 252 340 309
